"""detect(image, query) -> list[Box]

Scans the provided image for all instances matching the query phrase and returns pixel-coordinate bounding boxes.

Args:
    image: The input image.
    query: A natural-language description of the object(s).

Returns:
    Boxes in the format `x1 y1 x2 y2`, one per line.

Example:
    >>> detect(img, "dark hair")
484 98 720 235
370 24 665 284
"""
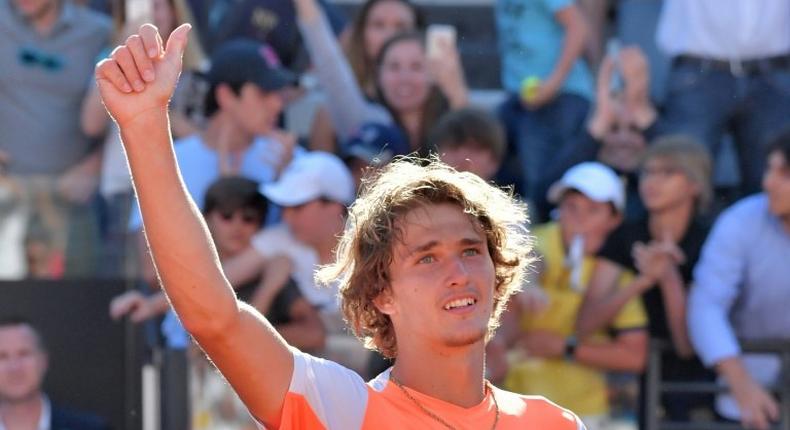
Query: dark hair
429 108 506 162
375 32 449 153
0 316 46 353
203 81 246 118
767 128 790 164
203 176 269 226
347 0 425 94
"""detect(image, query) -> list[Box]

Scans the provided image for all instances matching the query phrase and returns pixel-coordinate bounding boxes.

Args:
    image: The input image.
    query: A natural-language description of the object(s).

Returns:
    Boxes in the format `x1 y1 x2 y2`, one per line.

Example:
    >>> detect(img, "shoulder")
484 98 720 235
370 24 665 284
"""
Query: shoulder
720 194 770 223
51 404 110 430
496 390 585 429
70 4 112 34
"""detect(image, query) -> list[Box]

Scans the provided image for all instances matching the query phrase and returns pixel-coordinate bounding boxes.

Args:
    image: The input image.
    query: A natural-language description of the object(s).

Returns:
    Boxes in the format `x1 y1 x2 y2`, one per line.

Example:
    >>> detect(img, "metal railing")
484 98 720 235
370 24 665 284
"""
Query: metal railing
645 339 790 430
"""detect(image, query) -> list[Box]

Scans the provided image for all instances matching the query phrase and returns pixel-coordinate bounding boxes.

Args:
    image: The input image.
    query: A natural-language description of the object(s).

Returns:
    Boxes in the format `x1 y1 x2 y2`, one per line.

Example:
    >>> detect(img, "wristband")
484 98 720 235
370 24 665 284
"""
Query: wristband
564 335 578 361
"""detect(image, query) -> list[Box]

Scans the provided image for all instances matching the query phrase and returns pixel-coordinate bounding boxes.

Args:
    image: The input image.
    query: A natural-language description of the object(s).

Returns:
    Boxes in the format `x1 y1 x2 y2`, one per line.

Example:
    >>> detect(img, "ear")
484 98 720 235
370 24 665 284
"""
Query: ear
372 287 396 316
215 83 235 110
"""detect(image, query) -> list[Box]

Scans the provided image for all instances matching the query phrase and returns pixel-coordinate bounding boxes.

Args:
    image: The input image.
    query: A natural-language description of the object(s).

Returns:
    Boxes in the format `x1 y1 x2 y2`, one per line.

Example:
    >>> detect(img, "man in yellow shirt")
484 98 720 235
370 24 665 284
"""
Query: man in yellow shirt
489 162 648 430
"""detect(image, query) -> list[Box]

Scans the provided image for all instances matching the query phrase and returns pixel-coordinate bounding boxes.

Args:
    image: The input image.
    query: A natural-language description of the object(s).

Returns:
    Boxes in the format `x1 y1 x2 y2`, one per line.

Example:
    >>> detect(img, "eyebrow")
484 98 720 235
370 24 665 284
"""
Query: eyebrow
405 237 485 258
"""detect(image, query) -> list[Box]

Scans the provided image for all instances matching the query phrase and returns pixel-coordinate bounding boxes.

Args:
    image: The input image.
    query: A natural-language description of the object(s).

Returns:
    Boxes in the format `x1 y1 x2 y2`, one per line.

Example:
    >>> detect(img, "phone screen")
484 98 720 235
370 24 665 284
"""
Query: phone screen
426 24 457 59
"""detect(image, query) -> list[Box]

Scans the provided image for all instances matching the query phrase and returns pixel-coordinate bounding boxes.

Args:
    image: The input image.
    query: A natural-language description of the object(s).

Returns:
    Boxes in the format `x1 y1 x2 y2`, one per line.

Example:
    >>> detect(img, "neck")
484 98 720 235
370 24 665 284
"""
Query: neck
0 394 43 428
392 339 486 407
648 200 694 243
398 111 423 151
27 0 60 36
203 114 254 153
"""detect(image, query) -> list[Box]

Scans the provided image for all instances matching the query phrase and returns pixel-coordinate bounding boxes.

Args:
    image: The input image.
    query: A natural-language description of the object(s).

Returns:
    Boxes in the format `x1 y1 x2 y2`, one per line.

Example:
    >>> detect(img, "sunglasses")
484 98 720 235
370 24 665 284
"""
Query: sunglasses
18 47 64 71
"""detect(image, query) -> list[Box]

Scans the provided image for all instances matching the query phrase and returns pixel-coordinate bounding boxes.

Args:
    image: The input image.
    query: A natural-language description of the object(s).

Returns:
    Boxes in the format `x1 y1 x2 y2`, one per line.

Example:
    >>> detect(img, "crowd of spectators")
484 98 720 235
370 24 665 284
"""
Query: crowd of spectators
2 0 790 428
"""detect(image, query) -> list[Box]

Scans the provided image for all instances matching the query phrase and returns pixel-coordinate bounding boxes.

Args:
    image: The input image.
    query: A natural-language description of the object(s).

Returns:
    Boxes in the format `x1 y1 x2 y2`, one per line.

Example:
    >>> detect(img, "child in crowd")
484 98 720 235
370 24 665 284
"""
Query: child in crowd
489 162 647 430
577 136 716 425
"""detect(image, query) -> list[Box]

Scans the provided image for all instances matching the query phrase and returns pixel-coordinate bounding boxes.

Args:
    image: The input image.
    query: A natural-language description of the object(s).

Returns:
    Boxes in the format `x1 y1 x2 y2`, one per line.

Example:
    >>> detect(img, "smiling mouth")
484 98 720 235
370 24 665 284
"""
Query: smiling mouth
443 297 477 310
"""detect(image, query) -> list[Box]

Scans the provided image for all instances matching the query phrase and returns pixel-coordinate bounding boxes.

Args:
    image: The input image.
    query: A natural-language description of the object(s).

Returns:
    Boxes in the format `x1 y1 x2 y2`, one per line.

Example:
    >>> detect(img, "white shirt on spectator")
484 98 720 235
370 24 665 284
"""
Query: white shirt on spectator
657 0 790 60
250 223 339 313
0 395 51 430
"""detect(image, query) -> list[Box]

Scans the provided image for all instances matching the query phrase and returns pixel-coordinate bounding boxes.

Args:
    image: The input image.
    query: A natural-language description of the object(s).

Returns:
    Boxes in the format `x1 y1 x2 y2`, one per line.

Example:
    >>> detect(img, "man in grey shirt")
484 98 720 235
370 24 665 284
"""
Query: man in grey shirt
689 129 790 430
0 0 110 276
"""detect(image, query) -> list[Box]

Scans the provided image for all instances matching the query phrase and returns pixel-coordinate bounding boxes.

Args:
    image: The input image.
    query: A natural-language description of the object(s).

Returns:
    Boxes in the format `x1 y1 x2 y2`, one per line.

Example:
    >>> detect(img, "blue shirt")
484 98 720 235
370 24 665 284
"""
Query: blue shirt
689 194 790 418
495 0 593 98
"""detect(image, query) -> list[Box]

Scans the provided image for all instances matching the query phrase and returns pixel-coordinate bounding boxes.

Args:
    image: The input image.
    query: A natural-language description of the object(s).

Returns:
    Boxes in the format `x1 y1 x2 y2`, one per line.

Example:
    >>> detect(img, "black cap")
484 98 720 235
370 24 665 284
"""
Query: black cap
207 39 297 91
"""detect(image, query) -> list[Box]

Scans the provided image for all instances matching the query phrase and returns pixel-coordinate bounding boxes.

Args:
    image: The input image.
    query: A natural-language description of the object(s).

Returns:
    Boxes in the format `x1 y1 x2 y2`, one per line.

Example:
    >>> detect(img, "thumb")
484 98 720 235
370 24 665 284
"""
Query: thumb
164 23 191 65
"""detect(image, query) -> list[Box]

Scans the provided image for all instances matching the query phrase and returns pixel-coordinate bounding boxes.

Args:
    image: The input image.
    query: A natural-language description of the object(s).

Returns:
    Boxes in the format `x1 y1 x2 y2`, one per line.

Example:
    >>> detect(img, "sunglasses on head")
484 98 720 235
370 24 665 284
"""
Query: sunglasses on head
18 47 64 71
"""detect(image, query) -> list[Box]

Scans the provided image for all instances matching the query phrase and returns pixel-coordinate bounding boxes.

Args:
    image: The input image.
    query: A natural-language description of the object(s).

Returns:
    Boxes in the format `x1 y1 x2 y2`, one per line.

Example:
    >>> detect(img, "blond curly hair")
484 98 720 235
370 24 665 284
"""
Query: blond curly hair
316 158 533 358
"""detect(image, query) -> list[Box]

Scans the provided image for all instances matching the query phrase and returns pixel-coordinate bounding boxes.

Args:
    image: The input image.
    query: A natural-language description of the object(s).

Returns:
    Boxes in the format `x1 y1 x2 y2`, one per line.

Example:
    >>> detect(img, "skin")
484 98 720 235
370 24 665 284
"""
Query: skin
438 145 500 181
0 325 48 430
363 0 415 60
763 151 790 231
11 0 59 35
378 39 431 116
375 203 495 407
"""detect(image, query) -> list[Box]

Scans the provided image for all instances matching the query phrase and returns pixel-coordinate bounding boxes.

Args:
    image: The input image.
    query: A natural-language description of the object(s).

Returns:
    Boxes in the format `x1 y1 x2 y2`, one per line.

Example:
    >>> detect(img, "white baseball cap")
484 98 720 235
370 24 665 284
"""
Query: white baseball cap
547 162 625 211
261 152 355 207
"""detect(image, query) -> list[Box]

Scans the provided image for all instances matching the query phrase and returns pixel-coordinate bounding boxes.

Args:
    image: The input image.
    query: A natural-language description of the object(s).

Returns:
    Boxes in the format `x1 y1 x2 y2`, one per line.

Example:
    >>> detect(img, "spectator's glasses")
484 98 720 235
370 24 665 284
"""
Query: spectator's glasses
218 209 263 225
18 47 64 71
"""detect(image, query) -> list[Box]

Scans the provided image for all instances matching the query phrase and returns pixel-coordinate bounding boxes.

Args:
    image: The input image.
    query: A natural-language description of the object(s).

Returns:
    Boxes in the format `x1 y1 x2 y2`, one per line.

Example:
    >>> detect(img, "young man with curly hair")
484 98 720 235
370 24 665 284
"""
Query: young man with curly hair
94 24 586 429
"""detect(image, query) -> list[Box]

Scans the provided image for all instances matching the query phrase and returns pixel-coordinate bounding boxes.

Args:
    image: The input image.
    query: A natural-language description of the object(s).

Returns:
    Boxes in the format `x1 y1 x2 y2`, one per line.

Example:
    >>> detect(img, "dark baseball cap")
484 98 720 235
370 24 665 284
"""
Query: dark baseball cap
207 39 297 91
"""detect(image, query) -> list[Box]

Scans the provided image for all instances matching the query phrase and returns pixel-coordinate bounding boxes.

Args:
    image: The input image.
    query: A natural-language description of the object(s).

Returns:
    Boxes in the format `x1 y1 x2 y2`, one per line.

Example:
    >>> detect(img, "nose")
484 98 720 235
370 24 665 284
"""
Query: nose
445 256 470 288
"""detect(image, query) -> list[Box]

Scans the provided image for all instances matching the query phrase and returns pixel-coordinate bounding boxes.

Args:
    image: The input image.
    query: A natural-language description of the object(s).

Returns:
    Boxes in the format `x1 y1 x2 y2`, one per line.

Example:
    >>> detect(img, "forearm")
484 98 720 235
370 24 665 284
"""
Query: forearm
575 333 648 372
577 277 650 338
81 86 111 137
297 12 381 139
121 109 238 336
717 356 753 388
548 6 588 86
660 270 694 357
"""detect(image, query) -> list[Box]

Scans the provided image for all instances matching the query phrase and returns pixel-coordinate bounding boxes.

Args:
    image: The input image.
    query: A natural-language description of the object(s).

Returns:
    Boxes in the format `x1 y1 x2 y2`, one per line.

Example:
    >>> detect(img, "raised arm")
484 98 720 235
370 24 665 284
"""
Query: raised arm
95 24 293 428
293 0 391 139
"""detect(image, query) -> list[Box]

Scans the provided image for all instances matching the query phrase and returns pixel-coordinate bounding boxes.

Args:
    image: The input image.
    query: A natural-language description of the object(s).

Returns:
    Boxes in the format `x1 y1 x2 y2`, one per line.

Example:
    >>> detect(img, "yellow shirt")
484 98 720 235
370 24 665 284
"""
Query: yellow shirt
505 223 647 416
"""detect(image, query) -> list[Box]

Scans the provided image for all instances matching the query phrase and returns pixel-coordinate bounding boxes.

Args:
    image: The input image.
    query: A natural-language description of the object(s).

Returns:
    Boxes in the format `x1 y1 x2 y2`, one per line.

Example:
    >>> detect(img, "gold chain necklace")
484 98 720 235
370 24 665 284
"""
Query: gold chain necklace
389 374 499 430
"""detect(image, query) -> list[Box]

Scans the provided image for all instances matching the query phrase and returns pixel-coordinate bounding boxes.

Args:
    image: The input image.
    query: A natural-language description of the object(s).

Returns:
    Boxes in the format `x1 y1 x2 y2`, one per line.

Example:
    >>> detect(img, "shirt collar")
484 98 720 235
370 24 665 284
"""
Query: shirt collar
0 395 51 430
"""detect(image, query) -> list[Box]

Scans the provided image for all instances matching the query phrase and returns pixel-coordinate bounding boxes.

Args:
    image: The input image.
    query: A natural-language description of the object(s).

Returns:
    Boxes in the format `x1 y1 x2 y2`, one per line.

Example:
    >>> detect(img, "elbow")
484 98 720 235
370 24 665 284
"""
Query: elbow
181 304 240 341
626 347 648 373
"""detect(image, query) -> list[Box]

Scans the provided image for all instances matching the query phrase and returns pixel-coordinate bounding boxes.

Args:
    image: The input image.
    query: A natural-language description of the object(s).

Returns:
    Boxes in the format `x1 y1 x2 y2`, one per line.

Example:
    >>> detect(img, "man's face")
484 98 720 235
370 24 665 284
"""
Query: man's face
639 157 698 213
557 192 621 255
0 325 47 403
438 145 500 181
11 0 57 20
378 203 496 352
281 199 343 246
763 151 790 218
223 83 284 136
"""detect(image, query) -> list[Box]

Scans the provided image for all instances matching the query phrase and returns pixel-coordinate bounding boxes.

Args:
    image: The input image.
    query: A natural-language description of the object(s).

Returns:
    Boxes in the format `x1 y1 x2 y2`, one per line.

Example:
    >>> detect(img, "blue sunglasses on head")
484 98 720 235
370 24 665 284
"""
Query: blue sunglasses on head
18 47 64 71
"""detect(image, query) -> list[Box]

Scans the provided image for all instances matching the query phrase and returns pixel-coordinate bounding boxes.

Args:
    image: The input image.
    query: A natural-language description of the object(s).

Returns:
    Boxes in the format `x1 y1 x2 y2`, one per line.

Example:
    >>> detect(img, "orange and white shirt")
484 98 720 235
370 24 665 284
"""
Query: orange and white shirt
257 350 586 430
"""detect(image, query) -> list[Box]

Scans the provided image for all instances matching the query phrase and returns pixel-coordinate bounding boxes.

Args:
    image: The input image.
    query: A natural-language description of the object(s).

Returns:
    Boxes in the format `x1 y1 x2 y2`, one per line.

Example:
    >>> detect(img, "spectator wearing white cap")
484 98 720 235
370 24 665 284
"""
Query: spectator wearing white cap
223 151 372 374
488 161 647 430
576 135 716 425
